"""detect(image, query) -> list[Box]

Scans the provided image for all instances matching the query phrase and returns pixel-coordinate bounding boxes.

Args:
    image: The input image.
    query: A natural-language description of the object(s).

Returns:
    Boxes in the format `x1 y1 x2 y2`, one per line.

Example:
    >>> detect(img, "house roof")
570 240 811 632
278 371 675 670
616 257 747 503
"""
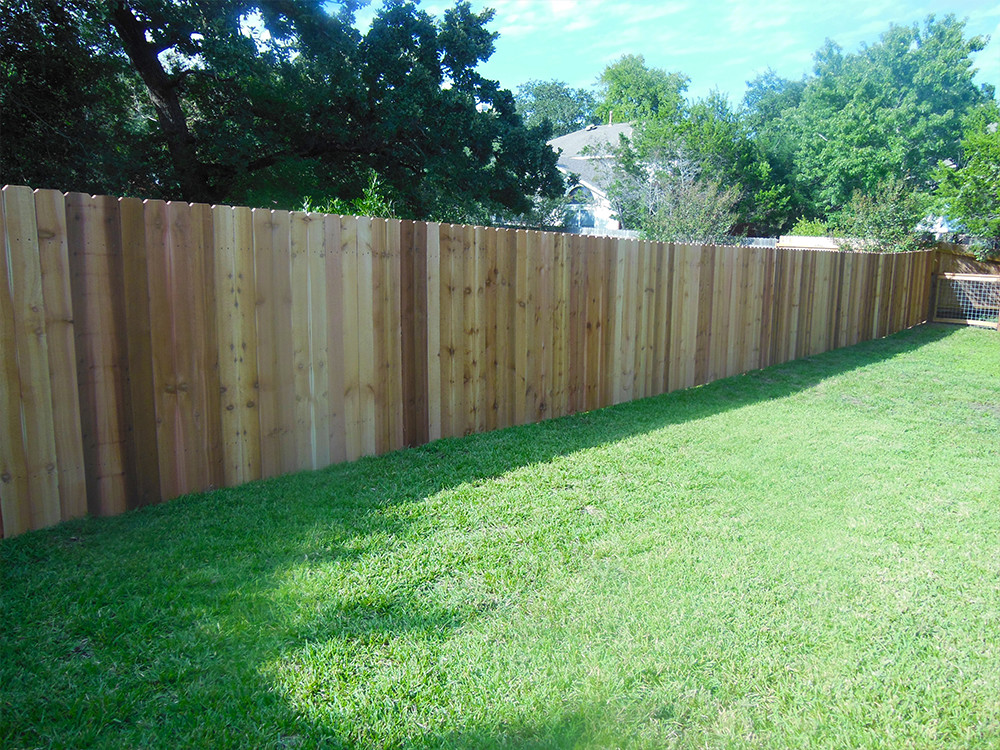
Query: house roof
548 123 633 197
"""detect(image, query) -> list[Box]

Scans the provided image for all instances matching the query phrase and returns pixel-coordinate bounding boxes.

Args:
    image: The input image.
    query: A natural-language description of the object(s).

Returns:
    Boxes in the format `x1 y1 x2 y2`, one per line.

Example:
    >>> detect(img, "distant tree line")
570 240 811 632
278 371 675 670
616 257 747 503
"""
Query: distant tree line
515 16 998 255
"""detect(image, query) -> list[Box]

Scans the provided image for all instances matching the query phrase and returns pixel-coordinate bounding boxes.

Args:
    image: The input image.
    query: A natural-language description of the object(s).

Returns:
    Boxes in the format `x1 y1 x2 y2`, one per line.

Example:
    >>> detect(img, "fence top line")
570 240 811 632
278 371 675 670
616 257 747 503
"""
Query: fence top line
938 272 1000 281
3 184 936 256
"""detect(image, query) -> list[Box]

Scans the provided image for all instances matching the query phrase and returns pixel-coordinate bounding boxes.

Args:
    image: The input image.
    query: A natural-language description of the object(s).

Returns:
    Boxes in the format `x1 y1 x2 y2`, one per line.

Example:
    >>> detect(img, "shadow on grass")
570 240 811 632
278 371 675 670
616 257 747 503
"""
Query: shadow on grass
0 324 963 748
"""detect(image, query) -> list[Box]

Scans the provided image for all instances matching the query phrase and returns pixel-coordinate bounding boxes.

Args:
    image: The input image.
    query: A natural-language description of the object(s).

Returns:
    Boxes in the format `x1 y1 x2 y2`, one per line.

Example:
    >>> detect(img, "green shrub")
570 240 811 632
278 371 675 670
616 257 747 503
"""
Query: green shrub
788 216 830 236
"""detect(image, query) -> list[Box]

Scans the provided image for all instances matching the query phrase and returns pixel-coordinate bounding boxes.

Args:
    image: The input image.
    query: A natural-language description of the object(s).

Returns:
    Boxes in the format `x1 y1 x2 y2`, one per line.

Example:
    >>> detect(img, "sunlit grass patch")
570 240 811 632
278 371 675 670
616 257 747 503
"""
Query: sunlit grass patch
3 324 999 748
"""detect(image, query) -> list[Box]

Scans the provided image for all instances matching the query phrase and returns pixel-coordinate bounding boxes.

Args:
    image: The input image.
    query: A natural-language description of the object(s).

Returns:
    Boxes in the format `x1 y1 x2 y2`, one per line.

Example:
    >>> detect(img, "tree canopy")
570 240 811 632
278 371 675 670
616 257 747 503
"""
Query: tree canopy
779 16 991 216
933 100 1000 247
3 4 993 244
514 79 597 138
586 14 994 242
0 0 564 219
595 54 688 124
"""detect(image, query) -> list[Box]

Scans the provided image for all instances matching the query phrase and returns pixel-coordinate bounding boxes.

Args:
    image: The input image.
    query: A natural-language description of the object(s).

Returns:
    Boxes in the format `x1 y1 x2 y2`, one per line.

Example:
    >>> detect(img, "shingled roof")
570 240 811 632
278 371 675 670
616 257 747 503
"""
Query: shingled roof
548 123 634 195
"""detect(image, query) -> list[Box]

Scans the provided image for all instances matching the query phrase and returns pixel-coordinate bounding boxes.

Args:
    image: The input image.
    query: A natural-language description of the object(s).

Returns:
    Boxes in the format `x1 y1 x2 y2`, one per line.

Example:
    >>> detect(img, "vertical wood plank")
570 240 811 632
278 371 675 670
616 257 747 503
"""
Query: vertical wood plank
482 227 499 431
746 247 765 372
399 218 417 444
339 216 363 460
515 230 531 424
693 245 715 385
0 189 32 535
637 241 655 399
443 225 462 436
35 189 88 520
567 233 586 413
920 251 935 326
324 214 347 463
499 229 518 428
356 217 377 455
270 210 297 473
463 225 481 435
67 192 133 516
584 236 604 411
252 208 280 477
145 199 179 498
4 186 61 528
758 247 777 369
309 212 331 467
670 244 700 391
290 211 315 468
234 206 261 480
836 253 852 348
214 204 244 484
168 201 222 494
118 197 160 506
870 253 886 339
437 225 454 437
724 247 745 375
600 236 618 406
619 239 638 403
552 232 571 417
370 217 389 452
425 223 442 441
386 219 404 451
653 242 673 394
195 202 224 491
535 231 553 420
709 246 733 380
788 250 805 361
401 220 429 448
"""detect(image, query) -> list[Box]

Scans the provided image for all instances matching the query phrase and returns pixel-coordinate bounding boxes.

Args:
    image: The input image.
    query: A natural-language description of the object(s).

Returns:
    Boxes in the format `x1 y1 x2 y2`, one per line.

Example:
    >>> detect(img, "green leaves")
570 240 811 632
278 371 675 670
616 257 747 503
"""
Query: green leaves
933 100 1000 253
781 15 987 216
595 54 689 125
1 0 562 221
831 177 932 253
514 80 597 138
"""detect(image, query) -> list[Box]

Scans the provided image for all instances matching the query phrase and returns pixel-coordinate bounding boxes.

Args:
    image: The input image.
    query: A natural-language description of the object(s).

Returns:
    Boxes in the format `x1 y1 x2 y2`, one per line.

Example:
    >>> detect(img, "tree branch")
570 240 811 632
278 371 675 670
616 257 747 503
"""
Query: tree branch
109 1 215 203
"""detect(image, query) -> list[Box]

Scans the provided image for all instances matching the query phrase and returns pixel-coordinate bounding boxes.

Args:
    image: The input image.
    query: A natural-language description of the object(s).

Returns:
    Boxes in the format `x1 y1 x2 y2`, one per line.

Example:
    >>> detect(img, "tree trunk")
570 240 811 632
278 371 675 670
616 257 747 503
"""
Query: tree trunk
110 1 215 203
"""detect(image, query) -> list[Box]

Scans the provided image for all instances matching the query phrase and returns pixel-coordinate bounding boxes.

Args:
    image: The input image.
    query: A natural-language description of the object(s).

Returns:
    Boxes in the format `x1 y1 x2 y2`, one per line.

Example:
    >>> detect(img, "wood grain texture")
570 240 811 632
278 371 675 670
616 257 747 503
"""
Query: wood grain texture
34 190 87 520
4 187 61 528
119 197 160 506
1 188 941 537
0 189 31 536
324 215 347 463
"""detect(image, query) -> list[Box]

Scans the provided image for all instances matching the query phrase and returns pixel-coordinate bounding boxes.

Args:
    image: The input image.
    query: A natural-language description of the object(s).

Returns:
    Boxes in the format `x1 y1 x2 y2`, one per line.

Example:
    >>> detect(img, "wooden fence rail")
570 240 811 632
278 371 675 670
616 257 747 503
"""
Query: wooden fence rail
0 186 935 537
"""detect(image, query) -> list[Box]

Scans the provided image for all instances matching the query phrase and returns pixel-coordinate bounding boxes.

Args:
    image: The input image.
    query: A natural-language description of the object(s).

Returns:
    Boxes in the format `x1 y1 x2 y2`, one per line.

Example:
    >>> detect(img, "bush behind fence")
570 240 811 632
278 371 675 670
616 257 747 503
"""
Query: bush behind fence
0 186 934 537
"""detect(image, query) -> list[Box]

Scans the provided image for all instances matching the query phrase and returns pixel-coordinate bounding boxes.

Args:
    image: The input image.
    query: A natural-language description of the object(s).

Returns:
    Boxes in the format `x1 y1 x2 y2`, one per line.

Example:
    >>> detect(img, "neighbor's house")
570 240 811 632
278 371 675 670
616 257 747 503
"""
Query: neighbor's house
548 123 637 237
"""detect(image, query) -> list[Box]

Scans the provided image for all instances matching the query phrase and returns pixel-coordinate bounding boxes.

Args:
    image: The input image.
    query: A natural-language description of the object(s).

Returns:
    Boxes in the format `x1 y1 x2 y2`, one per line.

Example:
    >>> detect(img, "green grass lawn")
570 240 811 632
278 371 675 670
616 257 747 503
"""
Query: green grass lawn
2 323 999 749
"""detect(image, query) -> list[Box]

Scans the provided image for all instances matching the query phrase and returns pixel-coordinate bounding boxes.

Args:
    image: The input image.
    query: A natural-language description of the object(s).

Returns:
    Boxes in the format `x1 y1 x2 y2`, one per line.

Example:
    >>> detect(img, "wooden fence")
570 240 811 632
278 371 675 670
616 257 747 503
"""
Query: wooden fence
0 186 935 537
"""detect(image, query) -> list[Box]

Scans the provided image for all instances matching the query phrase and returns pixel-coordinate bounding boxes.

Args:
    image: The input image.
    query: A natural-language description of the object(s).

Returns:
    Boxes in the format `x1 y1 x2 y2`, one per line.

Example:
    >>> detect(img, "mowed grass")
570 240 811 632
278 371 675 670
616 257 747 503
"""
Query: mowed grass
2 324 999 749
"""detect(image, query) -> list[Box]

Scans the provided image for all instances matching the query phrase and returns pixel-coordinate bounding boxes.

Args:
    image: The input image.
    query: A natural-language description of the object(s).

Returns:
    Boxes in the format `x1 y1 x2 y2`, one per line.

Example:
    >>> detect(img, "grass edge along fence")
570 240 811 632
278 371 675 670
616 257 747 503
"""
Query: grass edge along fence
0 186 935 538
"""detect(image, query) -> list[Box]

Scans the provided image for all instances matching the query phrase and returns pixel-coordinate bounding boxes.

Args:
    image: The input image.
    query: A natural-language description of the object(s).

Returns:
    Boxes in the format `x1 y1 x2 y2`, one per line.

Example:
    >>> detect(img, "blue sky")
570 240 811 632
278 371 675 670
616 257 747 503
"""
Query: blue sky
355 0 1000 104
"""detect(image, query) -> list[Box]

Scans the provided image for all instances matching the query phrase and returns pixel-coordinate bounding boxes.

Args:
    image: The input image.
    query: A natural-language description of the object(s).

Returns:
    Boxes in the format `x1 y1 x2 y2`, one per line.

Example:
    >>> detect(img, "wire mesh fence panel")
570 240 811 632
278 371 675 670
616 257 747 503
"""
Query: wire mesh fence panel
932 273 1000 329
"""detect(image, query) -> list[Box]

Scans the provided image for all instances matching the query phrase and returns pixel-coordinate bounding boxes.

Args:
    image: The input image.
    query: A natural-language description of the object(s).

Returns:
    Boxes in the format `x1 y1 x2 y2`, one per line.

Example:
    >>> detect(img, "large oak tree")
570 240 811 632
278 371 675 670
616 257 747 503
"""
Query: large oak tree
0 0 563 218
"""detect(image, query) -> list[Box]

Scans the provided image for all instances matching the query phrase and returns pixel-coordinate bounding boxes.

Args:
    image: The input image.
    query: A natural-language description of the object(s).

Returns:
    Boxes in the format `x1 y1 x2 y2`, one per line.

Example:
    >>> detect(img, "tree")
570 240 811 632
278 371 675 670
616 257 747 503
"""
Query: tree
633 91 792 235
934 100 1000 254
782 15 990 216
0 0 159 196
831 177 931 253
0 0 563 220
741 69 809 226
741 69 806 140
594 54 688 124
604 139 740 244
514 79 597 137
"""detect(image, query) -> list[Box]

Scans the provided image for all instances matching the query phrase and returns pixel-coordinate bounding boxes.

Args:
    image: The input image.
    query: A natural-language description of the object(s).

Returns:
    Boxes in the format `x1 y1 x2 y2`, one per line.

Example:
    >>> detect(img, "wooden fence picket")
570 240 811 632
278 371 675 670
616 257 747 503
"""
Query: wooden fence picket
0 186 940 537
